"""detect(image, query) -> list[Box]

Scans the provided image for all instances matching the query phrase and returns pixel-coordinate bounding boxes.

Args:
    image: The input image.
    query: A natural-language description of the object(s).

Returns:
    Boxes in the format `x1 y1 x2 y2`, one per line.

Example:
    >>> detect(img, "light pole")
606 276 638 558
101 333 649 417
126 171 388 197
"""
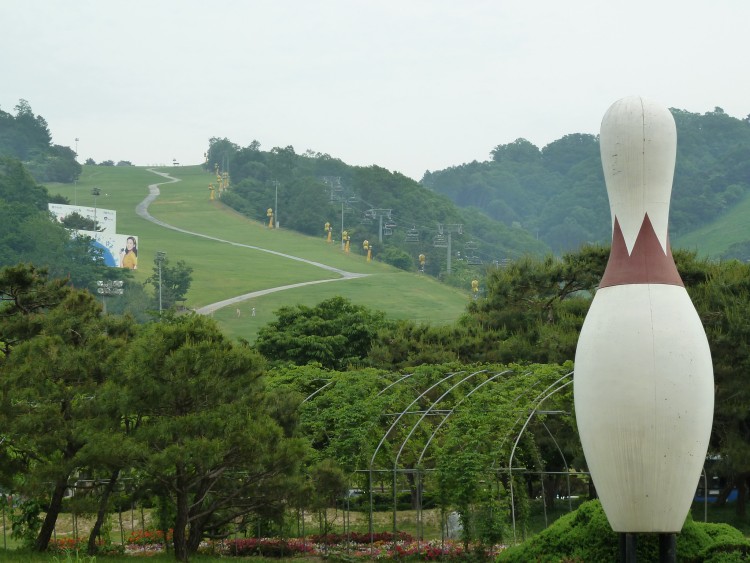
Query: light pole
91 187 101 227
156 251 166 316
96 280 124 314
272 180 280 228
341 198 345 250
75 138 80 205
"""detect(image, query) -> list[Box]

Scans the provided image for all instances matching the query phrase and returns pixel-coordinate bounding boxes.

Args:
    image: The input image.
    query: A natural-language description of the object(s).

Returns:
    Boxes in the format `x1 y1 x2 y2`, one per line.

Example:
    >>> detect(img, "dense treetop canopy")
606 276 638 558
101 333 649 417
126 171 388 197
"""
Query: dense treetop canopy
0 100 81 183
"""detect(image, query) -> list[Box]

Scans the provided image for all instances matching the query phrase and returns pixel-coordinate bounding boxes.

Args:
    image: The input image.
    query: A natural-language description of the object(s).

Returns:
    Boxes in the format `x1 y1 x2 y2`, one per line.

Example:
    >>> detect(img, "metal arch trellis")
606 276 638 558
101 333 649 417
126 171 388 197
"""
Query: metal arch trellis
367 371 467 545
361 367 584 547
540 418 573 517
301 379 335 404
377 373 415 397
501 371 577 543
367 368 517 553
301 367 584 551
414 370 514 468
411 369 514 545
392 369 490 547
368 368 558 549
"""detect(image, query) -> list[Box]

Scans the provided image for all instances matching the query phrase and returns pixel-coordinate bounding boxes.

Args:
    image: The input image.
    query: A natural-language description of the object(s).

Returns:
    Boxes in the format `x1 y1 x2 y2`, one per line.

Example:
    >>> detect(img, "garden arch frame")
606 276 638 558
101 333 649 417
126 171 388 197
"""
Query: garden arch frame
353 366 581 549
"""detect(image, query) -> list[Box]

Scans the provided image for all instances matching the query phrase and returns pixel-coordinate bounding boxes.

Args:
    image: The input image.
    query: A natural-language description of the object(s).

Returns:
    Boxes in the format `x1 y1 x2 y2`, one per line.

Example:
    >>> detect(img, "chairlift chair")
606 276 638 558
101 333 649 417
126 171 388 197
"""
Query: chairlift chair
405 227 420 242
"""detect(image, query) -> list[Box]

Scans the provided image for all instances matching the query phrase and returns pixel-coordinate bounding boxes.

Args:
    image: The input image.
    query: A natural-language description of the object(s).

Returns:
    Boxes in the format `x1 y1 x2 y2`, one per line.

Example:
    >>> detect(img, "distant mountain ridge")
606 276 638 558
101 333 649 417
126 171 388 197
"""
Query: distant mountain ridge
423 107 750 258
4 99 748 268
208 107 750 269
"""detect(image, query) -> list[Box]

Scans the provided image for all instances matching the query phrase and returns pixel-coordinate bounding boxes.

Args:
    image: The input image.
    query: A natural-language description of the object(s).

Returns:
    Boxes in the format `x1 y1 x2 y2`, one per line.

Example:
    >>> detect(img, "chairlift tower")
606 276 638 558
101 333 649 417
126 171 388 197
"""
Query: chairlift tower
365 209 393 242
324 177 357 250
436 224 463 274
322 176 343 201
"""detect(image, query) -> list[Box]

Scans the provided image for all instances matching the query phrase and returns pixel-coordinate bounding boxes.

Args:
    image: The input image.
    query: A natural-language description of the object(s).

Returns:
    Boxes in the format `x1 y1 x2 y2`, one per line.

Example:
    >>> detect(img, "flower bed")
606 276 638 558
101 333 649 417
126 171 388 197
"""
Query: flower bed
309 531 414 544
227 537 317 557
49 536 125 556
80 528 506 559
220 535 506 560
124 528 174 555
127 528 174 546
48 537 86 553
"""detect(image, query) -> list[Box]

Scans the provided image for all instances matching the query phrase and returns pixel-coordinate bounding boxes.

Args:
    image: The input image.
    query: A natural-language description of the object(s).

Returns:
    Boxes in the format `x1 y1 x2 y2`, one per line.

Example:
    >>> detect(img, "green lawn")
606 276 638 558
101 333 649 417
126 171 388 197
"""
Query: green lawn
46 166 470 341
674 190 750 258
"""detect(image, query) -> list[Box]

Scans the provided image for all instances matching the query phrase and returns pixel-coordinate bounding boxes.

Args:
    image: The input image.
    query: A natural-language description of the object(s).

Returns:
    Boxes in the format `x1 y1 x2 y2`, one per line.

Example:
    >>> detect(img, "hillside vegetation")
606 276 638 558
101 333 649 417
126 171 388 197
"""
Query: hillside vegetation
3 99 750 342
423 107 750 257
47 164 471 341
203 107 750 264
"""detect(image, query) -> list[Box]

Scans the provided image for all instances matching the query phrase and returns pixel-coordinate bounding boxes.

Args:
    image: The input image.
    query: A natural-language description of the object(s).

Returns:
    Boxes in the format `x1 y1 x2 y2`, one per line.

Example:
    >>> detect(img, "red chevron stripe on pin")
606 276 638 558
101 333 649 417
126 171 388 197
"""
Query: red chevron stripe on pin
599 213 683 288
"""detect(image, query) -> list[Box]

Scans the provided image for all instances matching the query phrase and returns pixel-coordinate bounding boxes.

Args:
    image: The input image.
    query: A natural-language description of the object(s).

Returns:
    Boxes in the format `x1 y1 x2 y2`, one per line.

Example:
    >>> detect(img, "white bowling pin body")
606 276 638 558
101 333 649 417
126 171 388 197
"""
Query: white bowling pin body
574 96 714 532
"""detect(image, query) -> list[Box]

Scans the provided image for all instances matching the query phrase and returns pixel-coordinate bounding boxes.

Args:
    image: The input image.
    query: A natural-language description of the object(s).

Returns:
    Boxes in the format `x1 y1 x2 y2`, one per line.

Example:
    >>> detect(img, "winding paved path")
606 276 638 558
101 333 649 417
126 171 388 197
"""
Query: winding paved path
138 169 369 314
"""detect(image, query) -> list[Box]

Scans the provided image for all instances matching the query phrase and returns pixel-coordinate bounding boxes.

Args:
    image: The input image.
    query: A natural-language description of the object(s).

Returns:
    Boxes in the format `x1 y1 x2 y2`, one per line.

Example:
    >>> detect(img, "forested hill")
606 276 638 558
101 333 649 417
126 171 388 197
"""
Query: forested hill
205 140 549 281
422 107 750 256
4 97 748 268
0 99 81 182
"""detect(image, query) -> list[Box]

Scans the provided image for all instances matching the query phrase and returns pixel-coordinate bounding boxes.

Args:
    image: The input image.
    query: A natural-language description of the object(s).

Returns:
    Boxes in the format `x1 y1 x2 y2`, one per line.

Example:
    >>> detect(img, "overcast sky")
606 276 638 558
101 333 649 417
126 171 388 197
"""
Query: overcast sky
2 0 748 180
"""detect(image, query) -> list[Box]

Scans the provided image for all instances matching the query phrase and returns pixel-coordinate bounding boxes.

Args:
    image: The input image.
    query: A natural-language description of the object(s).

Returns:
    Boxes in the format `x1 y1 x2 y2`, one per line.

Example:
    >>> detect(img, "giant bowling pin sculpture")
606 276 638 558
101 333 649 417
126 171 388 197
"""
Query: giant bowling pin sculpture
574 96 714 534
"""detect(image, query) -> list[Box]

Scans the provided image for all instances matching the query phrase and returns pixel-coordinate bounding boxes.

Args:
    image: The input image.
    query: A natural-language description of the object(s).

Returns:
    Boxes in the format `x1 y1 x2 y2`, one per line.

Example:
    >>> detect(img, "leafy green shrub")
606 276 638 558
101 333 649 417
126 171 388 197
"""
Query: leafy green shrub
379 246 414 271
497 499 750 563
697 523 750 563
9 498 43 549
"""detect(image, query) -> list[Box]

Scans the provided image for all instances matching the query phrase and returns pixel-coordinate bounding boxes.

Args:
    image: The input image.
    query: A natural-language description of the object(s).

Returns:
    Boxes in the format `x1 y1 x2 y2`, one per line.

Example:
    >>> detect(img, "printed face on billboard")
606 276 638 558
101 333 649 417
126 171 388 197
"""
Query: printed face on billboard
78 231 140 269
50 204 139 269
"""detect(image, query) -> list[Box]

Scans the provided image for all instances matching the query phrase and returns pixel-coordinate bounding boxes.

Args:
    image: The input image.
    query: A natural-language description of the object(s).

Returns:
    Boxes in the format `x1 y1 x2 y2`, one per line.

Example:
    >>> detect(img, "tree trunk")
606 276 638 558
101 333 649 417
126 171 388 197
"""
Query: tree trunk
187 513 206 555
87 468 120 555
34 478 68 551
186 528 203 556
735 473 750 518
173 476 190 562
716 480 735 506
405 471 422 510
587 479 597 500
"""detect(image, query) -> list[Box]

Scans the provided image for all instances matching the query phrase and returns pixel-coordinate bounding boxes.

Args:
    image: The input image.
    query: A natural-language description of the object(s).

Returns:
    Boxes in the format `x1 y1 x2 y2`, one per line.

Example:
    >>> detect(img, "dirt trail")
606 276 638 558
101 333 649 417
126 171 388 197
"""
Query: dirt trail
138 169 369 314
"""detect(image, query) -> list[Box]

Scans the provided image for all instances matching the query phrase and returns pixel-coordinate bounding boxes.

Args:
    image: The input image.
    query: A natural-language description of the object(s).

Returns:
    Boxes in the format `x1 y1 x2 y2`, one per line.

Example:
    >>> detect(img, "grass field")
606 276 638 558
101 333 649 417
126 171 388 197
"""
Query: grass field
674 189 750 258
46 165 471 341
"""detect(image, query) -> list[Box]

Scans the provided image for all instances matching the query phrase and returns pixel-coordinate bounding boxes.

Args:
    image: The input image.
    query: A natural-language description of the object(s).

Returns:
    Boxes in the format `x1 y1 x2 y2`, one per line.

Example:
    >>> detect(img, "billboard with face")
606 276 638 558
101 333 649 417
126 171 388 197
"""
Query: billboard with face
77 231 139 269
